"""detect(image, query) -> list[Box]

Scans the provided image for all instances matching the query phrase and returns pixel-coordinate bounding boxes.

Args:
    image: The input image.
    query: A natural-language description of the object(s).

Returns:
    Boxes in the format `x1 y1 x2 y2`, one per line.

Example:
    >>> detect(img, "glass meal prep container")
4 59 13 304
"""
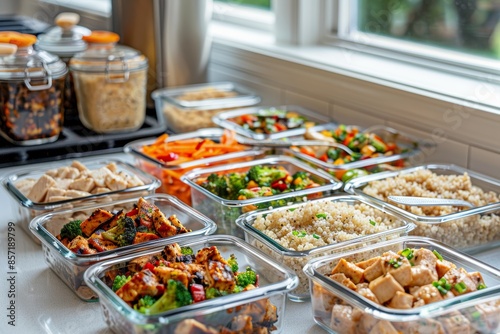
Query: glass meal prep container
283 124 426 183
2 158 160 244
212 104 333 140
303 236 500 334
0 33 68 145
124 128 267 205
235 194 415 301
344 164 500 252
181 155 343 237
151 81 261 133
29 193 217 302
69 30 148 133
36 12 90 116
84 235 299 334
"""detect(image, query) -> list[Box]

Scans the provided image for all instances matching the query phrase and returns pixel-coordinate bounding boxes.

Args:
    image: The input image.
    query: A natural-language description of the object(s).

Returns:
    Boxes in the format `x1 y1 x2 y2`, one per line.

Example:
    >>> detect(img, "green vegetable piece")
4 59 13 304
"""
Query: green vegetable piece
288 208 296 212
312 233 320 239
436 285 448 295
432 250 444 261
180 247 193 255
134 295 157 314
292 230 299 236
147 279 193 314
206 287 222 300
101 216 137 247
233 285 243 294
369 220 377 226
326 148 340 161
401 248 414 260
60 220 83 240
388 258 401 268
315 213 327 219
227 254 238 273
236 267 257 287
454 281 467 294
112 275 131 292
477 283 487 290
247 165 287 187
471 311 482 319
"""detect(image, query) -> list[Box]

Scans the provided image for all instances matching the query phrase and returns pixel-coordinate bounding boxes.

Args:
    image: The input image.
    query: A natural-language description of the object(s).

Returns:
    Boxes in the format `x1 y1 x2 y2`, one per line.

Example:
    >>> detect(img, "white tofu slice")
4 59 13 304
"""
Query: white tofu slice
46 187 67 199
125 174 144 187
65 190 92 198
91 187 111 194
68 177 95 192
71 160 88 173
14 178 36 196
105 162 117 173
105 173 128 191
369 274 404 304
46 195 73 202
56 178 74 190
90 167 113 187
27 175 57 203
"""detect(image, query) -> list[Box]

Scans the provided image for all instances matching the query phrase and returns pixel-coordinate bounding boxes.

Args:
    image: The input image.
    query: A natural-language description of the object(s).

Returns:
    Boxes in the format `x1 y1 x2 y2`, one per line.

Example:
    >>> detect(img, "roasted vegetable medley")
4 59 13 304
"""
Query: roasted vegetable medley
57 197 191 254
229 108 315 134
106 243 278 333
323 247 490 333
196 165 322 201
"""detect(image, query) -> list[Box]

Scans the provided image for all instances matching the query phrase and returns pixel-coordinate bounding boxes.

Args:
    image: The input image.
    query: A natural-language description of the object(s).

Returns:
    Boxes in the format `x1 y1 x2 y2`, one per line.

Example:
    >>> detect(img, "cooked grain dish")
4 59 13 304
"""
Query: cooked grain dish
362 169 500 249
251 200 403 295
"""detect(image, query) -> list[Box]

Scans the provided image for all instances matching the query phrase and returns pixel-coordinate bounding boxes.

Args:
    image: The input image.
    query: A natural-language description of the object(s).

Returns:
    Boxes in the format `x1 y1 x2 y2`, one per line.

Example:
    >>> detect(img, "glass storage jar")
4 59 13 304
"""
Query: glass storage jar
37 12 90 118
69 31 148 133
0 32 67 146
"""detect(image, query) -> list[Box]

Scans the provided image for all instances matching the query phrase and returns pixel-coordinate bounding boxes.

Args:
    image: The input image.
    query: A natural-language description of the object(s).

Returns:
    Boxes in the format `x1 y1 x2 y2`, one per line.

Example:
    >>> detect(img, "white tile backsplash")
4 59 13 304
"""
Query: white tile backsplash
469 147 500 179
332 105 384 128
284 90 329 116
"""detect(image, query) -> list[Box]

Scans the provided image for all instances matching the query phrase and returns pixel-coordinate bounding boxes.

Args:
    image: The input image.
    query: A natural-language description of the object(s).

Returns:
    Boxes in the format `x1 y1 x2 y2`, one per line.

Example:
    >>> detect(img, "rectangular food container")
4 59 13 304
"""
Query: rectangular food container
212 105 333 140
283 124 426 183
152 81 261 133
29 193 217 301
181 155 343 237
124 128 267 205
3 158 161 244
236 194 414 301
84 235 299 334
303 236 500 334
344 164 500 252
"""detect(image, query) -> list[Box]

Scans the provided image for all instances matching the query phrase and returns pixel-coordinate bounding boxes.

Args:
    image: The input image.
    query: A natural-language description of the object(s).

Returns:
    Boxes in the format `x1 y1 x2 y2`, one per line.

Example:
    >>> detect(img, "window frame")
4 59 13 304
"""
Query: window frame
212 0 274 32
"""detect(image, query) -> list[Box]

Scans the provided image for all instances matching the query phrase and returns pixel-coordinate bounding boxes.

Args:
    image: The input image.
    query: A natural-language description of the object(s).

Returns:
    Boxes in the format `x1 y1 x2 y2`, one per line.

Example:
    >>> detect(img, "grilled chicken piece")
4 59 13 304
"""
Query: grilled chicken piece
228 315 254 333
237 299 277 326
331 258 364 284
80 209 114 237
27 174 57 202
88 237 118 252
99 210 123 231
195 246 228 265
387 291 414 309
206 260 236 291
162 243 184 262
355 256 381 270
329 273 357 290
173 319 219 334
369 320 399 334
368 274 404 304
443 268 480 296
330 304 362 334
413 248 438 270
128 255 155 273
133 232 160 244
410 284 443 305
67 236 96 254
356 283 380 304
137 198 190 237
381 251 412 287
436 259 456 278
153 266 190 287
363 257 385 282
409 265 438 287
116 269 163 303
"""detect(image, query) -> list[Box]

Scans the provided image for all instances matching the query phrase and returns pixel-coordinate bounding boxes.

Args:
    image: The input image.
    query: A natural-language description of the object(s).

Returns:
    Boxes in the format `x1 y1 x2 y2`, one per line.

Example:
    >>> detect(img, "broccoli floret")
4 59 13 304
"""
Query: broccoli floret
227 254 238 273
233 285 243 293
205 287 228 300
238 186 275 199
146 279 193 315
112 275 131 291
227 173 247 198
102 216 137 247
203 173 229 198
247 165 287 187
180 246 194 255
236 267 257 287
60 220 83 240
134 295 157 314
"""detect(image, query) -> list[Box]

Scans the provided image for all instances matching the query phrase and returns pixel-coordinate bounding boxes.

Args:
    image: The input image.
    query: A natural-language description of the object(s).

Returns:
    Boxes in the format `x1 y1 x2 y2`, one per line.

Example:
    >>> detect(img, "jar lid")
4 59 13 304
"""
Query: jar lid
69 31 148 75
0 33 68 87
36 13 91 56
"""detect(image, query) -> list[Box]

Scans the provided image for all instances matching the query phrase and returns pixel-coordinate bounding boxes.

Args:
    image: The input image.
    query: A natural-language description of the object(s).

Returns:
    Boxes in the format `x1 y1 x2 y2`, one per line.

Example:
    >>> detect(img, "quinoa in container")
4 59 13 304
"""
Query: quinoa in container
70 31 148 133
0 32 67 145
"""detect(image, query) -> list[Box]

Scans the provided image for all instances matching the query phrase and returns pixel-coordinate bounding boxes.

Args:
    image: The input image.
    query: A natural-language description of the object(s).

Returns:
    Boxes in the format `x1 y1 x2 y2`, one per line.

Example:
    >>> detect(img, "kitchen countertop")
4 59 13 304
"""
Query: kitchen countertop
0 153 498 334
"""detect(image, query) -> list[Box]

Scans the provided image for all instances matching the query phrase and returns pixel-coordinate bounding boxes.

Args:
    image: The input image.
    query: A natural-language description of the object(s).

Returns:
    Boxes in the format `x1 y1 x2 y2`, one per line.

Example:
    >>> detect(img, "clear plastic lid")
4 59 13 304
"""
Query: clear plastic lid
0 33 68 88
36 13 91 56
69 30 148 78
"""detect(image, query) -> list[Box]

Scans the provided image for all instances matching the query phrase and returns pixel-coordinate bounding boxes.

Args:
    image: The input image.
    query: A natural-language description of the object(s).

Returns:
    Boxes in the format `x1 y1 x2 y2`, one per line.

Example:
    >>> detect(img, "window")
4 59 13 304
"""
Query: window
337 0 500 75
213 0 274 31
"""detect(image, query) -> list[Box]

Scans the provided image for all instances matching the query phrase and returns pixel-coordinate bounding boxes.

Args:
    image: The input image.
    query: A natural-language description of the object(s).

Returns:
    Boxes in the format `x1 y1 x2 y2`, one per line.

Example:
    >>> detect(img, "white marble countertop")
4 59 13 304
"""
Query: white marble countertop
0 153 498 334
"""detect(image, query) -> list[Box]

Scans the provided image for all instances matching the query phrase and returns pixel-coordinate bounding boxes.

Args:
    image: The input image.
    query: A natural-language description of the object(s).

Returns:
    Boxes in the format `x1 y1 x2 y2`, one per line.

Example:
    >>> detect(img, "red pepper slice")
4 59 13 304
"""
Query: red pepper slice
271 180 288 192
190 284 206 303
319 153 328 162
140 218 153 229
274 123 287 132
126 208 139 217
157 152 179 162
143 262 155 272
195 139 207 151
